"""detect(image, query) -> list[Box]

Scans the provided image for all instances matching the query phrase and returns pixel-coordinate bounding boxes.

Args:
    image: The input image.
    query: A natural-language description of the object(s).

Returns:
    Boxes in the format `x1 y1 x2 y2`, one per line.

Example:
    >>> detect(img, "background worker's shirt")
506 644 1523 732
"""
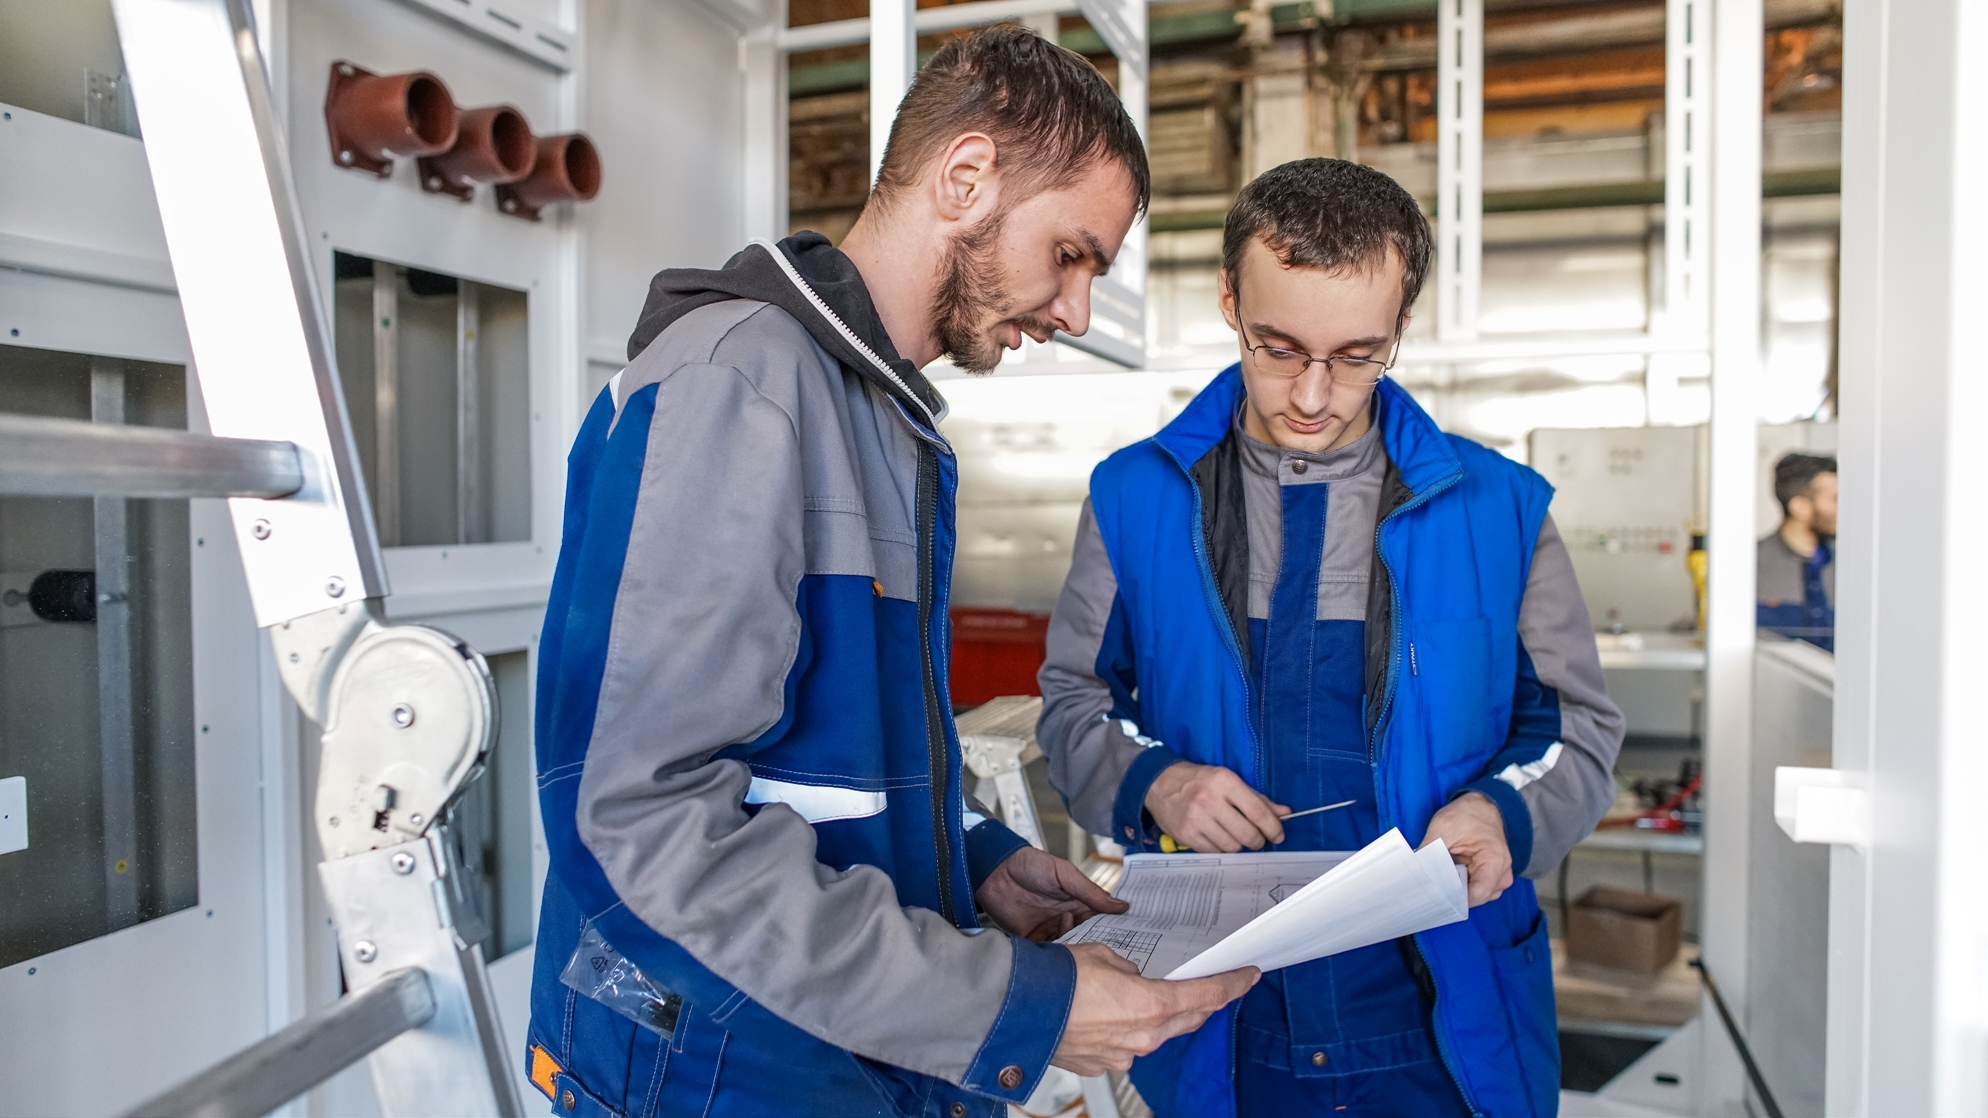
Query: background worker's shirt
1757 530 1834 651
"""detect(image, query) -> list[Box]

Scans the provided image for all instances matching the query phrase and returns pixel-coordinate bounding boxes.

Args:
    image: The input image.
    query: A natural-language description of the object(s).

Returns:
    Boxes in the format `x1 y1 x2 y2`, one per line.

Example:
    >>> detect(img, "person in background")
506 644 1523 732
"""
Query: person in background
1035 159 1626 1118
1757 452 1837 651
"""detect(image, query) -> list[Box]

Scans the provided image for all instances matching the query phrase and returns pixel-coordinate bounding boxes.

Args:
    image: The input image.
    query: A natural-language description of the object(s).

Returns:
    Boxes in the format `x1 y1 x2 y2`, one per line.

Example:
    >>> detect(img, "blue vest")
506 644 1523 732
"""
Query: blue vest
1088 368 1560 1118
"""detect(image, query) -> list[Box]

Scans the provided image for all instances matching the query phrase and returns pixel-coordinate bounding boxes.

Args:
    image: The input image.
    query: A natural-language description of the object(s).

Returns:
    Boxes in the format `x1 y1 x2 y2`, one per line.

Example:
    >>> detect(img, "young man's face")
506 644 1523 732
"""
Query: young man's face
1791 471 1839 536
1219 236 1405 455
931 159 1138 373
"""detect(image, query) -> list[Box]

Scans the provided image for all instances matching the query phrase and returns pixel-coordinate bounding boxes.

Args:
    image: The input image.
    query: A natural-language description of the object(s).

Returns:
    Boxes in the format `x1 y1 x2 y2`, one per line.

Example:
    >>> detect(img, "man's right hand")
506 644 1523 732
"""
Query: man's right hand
1051 944 1258 1075
1145 761 1289 852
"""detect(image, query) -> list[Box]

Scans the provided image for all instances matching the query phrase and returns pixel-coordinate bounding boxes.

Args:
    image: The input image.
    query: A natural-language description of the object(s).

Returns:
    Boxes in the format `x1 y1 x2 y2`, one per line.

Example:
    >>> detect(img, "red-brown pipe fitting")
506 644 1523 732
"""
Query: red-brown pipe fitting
325 62 459 178
418 105 537 201
495 133 602 221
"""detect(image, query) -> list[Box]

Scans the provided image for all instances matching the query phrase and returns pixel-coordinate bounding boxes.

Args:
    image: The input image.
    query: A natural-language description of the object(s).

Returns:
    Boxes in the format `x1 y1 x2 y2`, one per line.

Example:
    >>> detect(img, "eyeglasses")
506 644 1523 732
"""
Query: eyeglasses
1237 312 1401 385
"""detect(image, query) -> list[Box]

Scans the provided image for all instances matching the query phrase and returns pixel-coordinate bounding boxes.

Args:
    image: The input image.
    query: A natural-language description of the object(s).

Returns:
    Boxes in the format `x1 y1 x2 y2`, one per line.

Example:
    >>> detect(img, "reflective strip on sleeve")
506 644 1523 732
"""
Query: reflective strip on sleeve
1494 741 1565 791
745 776 888 823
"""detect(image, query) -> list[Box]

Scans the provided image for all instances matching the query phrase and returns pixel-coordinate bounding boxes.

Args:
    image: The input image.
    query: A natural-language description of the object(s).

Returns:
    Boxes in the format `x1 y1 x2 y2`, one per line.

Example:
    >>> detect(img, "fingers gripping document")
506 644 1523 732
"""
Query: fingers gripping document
1057 829 1470 980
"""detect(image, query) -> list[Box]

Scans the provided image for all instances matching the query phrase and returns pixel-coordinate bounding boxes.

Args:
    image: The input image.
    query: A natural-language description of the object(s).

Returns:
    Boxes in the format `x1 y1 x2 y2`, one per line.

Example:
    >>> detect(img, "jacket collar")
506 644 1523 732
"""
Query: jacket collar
1156 364 1464 498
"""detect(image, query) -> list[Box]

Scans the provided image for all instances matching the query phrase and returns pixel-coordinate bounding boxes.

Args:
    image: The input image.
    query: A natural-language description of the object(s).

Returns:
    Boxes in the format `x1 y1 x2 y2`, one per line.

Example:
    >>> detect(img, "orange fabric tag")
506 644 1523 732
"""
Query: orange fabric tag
529 1044 562 1101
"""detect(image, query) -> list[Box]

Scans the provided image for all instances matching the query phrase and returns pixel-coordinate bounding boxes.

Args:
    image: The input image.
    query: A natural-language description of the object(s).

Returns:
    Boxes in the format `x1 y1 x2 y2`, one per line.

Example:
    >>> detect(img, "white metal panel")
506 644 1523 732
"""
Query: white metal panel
0 499 274 1117
1830 0 1988 1113
1697 0 1762 1112
1435 0 1482 343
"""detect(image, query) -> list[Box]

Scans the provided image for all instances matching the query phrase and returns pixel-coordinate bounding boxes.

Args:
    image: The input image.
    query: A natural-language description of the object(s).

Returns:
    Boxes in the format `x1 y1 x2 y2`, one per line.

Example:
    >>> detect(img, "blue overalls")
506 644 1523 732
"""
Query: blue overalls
1232 474 1469 1115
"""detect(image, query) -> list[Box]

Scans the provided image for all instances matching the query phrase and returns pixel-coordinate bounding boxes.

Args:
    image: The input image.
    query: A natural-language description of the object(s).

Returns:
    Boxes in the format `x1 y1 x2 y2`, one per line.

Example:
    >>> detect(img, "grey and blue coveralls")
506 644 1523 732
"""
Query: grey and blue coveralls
527 235 1073 1117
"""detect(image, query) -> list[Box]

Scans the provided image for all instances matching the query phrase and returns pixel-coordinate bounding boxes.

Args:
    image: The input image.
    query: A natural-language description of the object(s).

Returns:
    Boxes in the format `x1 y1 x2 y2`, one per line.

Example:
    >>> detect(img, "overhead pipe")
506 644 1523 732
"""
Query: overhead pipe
324 62 459 177
496 133 601 220
418 105 536 201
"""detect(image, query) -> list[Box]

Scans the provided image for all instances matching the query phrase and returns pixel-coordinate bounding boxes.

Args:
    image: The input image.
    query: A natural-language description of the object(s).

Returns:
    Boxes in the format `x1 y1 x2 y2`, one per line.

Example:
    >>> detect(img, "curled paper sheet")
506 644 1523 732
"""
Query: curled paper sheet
1057 828 1470 981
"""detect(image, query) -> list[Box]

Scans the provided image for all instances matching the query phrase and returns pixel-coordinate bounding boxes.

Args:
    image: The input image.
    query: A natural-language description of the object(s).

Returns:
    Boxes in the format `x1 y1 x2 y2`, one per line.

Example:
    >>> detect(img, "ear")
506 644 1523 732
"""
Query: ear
1788 493 1814 524
1218 268 1240 331
931 132 1000 222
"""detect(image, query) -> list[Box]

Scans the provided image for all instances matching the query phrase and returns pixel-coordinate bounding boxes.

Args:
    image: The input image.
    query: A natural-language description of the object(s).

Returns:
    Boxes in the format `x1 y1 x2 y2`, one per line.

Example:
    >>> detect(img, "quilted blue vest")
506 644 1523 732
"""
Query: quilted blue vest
1088 368 1560 1118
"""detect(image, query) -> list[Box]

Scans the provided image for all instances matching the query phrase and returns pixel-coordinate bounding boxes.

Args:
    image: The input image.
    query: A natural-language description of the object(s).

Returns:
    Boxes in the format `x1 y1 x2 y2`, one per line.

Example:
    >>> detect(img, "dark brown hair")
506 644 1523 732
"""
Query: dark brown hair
1774 452 1838 516
1222 158 1432 317
871 26 1150 214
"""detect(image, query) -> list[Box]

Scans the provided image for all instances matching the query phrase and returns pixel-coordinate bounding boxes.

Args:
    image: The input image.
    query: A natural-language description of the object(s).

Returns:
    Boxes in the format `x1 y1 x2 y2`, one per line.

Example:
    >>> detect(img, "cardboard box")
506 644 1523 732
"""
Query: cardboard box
1565 886 1683 974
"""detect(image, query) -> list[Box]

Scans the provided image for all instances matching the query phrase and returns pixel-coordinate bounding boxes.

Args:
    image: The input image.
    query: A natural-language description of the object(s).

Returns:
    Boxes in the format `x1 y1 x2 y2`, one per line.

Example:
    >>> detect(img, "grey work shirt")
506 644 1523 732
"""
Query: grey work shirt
1757 529 1834 607
1038 413 1627 876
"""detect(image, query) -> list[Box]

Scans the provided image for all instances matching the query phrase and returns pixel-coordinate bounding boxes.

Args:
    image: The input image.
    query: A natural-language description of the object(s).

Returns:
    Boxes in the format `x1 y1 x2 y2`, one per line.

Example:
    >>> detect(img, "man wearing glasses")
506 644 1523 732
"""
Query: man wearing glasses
1036 159 1623 1117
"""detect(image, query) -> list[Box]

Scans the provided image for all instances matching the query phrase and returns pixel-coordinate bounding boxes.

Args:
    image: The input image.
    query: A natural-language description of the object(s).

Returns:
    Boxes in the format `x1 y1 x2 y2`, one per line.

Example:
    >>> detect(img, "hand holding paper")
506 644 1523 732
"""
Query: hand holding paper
1057 828 1470 981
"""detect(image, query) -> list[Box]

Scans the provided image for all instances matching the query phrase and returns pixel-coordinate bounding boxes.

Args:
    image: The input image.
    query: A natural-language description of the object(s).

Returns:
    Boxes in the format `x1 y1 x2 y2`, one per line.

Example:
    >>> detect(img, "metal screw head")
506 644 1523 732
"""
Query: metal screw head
328 815 340 827
353 941 378 963
390 851 416 875
391 703 415 728
339 150 354 165
250 518 271 540
427 177 442 189
325 576 346 598
338 63 355 76
288 651 300 663
408 813 423 826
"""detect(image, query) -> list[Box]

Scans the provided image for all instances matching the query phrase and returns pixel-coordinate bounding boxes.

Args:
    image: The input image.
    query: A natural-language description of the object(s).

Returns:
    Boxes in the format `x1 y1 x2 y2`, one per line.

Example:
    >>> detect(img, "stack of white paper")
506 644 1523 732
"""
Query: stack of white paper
1057 829 1469 981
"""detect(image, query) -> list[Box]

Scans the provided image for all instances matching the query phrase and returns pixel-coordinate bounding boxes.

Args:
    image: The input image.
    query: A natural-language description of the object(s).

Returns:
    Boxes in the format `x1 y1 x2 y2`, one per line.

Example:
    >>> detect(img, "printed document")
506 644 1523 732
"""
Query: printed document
1058 828 1469 980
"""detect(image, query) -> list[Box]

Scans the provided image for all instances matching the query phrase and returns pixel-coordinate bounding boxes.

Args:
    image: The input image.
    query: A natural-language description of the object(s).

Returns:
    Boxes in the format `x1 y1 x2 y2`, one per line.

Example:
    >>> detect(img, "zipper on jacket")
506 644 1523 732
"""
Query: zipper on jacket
1367 466 1474 1116
1365 470 1461 763
1408 936 1487 1118
1156 442 1262 783
914 444 957 923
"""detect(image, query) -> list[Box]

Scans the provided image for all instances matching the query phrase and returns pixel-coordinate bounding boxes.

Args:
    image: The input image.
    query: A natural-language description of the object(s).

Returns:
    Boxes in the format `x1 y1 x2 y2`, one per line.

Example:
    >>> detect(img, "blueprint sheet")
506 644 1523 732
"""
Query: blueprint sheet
1058 829 1470 980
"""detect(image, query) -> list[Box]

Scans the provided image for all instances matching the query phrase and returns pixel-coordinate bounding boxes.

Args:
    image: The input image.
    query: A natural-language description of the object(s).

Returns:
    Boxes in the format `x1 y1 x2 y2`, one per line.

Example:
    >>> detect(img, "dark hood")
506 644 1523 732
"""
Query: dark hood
625 232 944 423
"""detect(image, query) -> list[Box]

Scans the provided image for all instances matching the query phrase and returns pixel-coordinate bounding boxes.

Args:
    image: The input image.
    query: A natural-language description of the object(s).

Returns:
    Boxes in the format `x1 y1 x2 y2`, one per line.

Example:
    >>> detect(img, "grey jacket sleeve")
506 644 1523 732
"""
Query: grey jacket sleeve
1037 502 1178 837
1509 514 1628 876
573 318 1026 1084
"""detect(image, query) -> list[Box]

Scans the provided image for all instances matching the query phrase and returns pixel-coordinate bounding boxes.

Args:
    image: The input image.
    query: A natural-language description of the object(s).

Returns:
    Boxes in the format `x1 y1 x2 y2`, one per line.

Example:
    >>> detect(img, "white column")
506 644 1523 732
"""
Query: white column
869 0 915 185
741 19 789 243
1435 0 1481 343
1830 0 1988 1113
1660 0 1709 342
1697 0 1761 1111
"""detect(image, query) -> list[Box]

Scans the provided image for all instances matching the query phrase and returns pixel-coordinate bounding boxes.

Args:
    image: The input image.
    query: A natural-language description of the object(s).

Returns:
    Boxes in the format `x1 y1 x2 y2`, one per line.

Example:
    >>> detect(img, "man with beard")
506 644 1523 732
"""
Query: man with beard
525 27 1257 1118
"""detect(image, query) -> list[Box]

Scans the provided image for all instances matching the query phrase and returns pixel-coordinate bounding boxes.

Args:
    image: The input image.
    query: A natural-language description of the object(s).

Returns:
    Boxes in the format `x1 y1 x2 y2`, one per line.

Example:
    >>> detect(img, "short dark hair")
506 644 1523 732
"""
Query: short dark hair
1774 452 1838 516
1222 158 1433 318
871 26 1150 214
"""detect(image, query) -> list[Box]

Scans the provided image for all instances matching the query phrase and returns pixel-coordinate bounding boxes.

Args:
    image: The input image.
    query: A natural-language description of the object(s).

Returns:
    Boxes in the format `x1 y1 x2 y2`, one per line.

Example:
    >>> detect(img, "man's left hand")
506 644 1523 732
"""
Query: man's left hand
1422 791 1513 907
977 846 1129 942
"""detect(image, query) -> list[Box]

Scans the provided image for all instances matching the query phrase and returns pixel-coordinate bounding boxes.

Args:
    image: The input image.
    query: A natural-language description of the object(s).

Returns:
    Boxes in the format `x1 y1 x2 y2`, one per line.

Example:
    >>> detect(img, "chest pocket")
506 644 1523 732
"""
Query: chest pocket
1398 617 1497 773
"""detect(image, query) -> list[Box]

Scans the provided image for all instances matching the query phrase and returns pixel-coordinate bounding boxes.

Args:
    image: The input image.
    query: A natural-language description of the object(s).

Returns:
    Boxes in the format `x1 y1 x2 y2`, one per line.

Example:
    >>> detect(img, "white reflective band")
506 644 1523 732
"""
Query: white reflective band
1494 741 1564 791
962 810 988 830
745 777 888 823
1114 717 1162 749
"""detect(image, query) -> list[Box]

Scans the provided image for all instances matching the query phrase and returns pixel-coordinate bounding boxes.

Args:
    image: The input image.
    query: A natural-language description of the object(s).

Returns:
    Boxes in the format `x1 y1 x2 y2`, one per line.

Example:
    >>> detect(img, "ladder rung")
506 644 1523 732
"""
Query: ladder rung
0 413 303 499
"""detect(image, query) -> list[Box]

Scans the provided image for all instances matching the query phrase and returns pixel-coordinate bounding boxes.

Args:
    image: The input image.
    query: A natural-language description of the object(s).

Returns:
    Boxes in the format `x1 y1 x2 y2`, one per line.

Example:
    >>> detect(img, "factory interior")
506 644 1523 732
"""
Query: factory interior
0 0 1978 1114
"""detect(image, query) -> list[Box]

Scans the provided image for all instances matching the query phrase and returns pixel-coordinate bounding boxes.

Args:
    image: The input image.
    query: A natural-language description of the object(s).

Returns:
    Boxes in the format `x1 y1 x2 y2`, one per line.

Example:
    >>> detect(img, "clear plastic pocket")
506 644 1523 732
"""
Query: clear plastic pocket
559 921 683 1038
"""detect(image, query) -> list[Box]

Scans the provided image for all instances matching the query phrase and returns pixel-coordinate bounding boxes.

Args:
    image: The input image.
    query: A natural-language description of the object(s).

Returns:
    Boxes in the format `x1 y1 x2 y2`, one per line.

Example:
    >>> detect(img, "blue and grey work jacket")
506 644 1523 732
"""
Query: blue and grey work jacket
526 236 1072 1118
1037 368 1626 1118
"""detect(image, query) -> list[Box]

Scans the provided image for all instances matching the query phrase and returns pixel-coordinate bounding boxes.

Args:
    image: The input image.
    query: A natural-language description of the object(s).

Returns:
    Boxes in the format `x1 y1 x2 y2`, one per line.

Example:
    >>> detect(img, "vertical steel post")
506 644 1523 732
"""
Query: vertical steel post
1662 0 1709 340
1435 0 1482 343
456 283 482 546
91 360 140 929
372 262 400 548
868 0 916 186
1699 0 1762 1111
